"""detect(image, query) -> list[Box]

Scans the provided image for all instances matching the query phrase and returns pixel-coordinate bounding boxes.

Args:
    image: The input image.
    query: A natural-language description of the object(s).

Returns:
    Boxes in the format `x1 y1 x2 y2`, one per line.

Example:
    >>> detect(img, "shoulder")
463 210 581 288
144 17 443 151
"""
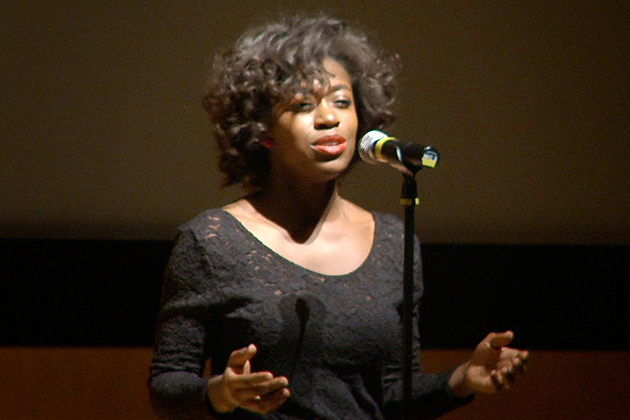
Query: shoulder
161 209 244 309
373 211 405 237
171 208 250 266
178 208 239 240
166 208 253 282
371 211 421 265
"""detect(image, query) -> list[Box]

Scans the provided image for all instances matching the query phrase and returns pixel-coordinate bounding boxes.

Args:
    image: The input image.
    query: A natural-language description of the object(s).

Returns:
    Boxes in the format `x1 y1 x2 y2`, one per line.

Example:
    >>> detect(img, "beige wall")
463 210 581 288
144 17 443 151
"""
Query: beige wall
2 1 629 244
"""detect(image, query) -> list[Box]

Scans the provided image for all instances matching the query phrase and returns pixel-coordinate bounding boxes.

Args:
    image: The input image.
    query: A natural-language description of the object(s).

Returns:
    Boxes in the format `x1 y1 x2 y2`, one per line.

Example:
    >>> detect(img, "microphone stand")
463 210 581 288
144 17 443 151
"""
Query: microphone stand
358 130 439 420
400 166 421 420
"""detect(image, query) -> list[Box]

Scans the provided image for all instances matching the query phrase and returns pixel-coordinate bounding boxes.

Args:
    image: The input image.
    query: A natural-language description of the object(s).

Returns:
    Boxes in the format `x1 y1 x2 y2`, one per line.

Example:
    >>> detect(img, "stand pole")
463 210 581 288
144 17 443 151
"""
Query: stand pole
401 171 419 420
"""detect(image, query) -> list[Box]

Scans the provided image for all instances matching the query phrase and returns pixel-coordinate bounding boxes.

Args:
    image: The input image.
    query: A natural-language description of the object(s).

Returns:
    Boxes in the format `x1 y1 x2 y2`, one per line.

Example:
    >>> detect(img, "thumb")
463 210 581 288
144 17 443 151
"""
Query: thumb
227 344 257 371
487 330 514 349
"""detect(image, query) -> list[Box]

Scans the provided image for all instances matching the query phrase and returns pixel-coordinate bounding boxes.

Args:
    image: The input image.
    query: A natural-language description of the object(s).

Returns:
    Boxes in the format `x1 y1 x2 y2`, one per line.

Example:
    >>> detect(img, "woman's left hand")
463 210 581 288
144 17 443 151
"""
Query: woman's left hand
463 330 530 394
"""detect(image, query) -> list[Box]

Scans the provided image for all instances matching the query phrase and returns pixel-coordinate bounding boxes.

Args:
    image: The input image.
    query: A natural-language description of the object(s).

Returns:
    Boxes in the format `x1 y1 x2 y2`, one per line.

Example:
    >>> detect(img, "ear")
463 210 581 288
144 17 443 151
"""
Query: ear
260 138 275 149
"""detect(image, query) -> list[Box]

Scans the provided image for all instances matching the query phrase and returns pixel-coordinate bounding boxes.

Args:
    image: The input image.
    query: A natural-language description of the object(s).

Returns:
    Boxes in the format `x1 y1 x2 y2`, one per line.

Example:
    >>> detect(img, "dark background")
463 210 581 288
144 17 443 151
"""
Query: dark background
2 239 628 349
1 1 628 349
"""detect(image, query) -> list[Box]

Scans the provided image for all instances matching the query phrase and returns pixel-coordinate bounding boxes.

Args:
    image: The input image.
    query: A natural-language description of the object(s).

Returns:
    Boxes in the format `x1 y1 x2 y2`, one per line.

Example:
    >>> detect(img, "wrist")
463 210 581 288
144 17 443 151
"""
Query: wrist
448 362 475 398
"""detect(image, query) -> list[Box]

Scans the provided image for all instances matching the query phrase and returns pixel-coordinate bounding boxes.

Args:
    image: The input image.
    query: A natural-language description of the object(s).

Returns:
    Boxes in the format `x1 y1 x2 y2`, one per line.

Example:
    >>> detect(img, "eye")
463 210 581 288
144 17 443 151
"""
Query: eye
333 98 353 109
329 89 353 109
290 101 315 112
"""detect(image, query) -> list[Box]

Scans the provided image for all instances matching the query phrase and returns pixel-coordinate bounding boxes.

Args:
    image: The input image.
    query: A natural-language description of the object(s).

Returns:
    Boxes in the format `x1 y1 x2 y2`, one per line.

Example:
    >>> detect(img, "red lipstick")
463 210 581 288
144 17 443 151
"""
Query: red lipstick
312 135 347 156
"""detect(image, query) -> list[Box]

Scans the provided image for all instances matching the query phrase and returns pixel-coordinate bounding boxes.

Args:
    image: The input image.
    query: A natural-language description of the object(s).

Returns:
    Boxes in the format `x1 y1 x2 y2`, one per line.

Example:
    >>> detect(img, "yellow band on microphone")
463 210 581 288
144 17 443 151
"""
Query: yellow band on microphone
374 137 396 162
400 198 420 206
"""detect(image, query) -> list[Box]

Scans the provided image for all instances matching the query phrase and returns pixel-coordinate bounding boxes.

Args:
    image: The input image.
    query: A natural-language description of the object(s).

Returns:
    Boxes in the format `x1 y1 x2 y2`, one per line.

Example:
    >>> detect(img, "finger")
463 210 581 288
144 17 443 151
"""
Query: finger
487 330 514 349
519 350 530 362
511 356 523 371
503 348 530 359
490 369 505 391
243 384 289 404
502 367 515 387
256 376 289 396
511 355 528 375
518 355 529 375
227 371 275 390
231 375 288 398
258 387 291 413
227 344 257 370
241 387 291 414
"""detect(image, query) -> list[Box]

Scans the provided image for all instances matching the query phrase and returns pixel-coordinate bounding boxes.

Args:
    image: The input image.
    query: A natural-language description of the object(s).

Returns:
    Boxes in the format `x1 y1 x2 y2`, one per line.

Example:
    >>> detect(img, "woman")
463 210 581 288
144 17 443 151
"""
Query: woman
149 15 529 420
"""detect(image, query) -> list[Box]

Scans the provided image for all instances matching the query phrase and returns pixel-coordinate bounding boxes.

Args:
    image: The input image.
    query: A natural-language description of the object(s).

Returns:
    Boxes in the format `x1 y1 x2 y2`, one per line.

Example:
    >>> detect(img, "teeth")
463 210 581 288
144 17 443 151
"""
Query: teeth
316 136 344 146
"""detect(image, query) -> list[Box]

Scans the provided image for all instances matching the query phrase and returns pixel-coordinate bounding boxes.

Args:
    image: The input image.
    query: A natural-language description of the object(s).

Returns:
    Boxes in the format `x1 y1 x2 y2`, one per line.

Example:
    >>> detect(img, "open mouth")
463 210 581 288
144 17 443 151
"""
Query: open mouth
312 135 347 156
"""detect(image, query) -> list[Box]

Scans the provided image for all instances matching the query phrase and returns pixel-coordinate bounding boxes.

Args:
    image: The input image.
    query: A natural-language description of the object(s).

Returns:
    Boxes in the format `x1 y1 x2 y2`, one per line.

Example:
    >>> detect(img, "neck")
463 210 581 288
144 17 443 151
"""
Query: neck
247 179 342 243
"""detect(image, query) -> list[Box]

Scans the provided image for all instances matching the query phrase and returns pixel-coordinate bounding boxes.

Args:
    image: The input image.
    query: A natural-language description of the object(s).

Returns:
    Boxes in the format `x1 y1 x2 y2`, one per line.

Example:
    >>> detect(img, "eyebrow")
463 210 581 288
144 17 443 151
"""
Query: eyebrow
327 84 353 96
285 83 352 105
330 84 352 92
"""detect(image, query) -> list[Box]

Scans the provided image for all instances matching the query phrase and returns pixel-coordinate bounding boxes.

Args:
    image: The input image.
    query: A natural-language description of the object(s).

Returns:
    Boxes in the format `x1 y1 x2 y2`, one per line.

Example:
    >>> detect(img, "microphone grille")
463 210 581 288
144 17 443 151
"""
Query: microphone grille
359 130 388 164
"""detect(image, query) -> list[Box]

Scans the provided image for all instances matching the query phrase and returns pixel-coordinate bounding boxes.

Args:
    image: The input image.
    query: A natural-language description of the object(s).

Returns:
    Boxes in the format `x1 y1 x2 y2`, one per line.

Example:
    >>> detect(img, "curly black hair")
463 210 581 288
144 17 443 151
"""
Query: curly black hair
202 15 397 190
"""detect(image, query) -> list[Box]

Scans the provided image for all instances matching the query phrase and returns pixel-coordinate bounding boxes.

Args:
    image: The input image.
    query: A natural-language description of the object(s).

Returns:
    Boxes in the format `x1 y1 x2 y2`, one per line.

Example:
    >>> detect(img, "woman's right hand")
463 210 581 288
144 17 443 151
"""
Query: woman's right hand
207 344 290 414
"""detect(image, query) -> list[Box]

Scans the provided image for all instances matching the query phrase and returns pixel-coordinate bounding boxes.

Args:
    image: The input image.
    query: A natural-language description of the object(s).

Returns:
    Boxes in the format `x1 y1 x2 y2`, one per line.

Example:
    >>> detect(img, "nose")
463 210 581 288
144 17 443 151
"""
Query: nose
314 100 340 129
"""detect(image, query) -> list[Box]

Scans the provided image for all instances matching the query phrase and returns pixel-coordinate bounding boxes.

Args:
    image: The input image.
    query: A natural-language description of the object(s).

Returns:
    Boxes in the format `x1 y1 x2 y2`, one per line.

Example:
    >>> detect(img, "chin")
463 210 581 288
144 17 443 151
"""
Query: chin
316 163 351 182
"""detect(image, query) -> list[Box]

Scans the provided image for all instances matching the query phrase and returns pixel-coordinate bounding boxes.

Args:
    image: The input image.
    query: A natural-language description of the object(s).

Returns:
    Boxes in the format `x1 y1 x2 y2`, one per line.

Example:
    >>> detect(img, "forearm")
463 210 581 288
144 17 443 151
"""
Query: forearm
382 367 474 420
149 371 216 420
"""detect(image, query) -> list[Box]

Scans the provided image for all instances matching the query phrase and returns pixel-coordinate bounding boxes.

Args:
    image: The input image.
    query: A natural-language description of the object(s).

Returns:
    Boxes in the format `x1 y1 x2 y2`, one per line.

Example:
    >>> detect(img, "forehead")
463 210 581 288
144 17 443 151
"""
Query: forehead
298 58 353 98
321 57 352 85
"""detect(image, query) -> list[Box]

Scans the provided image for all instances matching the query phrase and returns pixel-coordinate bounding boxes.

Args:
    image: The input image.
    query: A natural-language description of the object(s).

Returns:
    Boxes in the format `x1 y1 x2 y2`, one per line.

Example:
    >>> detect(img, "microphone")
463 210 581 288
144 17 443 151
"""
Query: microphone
358 130 440 172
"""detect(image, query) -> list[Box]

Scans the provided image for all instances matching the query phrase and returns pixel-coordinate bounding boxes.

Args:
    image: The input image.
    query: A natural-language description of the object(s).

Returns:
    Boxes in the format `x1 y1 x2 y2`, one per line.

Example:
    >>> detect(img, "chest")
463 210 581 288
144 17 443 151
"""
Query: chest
225 206 374 276
215 258 403 375
269 232 373 276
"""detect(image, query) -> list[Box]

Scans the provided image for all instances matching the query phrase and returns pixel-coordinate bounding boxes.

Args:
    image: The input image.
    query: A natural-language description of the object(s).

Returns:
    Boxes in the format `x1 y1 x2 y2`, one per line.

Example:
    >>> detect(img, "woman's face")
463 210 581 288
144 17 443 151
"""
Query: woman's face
268 58 359 184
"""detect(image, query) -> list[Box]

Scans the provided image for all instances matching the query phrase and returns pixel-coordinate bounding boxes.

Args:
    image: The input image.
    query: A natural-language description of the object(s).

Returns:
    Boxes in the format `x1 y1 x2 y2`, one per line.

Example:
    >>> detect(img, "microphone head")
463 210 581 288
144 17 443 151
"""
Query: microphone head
359 130 389 164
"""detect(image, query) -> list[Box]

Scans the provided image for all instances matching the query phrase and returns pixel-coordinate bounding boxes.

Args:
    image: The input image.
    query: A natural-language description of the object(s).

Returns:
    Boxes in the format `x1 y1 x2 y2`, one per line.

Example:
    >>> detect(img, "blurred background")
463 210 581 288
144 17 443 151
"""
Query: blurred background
1 1 628 419
2 0 628 244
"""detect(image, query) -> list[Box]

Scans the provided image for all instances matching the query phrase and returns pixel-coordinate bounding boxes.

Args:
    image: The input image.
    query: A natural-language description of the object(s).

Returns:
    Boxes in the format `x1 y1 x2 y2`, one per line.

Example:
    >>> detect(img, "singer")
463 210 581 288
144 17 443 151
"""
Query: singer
149 15 529 420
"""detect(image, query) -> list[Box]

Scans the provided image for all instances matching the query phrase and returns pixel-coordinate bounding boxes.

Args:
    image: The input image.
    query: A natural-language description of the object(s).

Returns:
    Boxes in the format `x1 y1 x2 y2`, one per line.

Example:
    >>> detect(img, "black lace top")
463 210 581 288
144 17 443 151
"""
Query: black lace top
149 208 471 419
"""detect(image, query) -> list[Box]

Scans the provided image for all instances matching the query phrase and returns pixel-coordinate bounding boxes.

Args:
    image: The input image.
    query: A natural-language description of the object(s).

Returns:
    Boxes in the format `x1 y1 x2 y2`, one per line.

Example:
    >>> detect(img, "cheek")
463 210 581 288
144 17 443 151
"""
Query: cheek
347 107 359 131
273 115 313 145
347 114 359 145
346 133 357 155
